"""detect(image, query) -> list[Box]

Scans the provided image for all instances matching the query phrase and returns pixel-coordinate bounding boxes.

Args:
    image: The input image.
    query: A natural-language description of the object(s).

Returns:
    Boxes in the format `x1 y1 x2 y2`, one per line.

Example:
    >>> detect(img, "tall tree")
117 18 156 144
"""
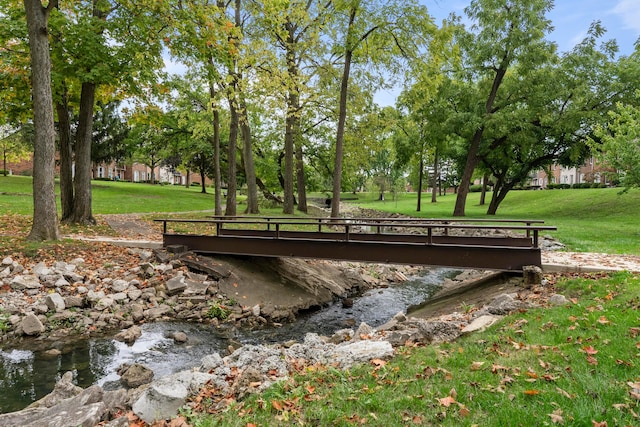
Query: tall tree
329 0 434 218
23 0 59 240
251 0 334 214
451 0 554 216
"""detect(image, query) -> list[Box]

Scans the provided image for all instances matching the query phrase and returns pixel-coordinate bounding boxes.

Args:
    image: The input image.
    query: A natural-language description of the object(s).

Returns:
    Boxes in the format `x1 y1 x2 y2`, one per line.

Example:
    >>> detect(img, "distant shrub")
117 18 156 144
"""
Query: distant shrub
572 183 591 189
191 182 200 186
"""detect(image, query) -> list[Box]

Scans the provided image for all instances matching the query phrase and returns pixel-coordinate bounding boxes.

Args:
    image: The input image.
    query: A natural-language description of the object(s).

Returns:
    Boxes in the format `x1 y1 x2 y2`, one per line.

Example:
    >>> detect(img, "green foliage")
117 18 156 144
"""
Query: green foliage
0 310 10 333
206 300 232 320
591 102 640 191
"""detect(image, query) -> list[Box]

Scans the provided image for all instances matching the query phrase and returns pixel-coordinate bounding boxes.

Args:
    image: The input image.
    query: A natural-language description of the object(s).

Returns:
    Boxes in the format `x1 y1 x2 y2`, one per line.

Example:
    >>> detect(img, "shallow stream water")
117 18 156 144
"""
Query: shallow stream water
0 268 456 413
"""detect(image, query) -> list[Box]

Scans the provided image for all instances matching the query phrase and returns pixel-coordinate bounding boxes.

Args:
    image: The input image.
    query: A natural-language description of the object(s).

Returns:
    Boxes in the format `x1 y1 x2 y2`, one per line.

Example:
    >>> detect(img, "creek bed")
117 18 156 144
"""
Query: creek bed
0 268 456 413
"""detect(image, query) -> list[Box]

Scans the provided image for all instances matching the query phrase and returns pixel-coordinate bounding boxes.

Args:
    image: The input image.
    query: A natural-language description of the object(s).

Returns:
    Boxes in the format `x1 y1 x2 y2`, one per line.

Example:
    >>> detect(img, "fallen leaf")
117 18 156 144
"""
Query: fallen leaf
591 421 608 427
583 346 598 355
491 364 509 374
459 405 471 417
586 355 598 365
524 389 541 396
470 361 485 371
438 395 456 407
271 400 284 411
371 359 386 369
556 387 573 399
548 408 564 424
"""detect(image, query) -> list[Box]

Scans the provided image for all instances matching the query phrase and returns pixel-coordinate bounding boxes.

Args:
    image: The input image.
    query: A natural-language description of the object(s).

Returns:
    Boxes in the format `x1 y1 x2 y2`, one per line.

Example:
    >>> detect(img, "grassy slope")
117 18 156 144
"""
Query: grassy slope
344 189 640 255
0 175 217 215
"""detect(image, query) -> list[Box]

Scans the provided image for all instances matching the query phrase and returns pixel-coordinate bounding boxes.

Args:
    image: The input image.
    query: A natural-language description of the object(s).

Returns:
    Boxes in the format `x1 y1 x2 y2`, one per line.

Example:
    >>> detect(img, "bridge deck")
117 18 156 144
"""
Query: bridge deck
157 217 556 272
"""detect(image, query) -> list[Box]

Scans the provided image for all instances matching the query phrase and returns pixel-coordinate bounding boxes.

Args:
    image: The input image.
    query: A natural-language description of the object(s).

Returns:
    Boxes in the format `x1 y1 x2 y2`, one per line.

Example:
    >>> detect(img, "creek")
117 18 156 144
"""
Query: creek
0 268 457 414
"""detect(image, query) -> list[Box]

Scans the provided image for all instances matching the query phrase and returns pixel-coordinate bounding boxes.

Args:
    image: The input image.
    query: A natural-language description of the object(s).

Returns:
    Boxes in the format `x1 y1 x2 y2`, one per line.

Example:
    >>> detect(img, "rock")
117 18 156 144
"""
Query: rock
251 304 261 317
0 373 107 427
86 290 106 303
21 313 45 336
32 262 52 277
1 256 12 265
523 265 543 287
43 349 62 358
64 295 85 308
355 322 375 339
330 340 394 369
0 266 11 278
173 331 188 343
201 353 224 371
45 293 66 312
54 277 70 288
127 288 143 301
139 262 155 277
118 363 155 388
487 293 521 315
166 274 187 295
130 304 145 322
114 325 142 344
416 320 462 343
10 275 42 291
548 294 570 306
132 371 215 424
328 328 354 344
145 305 172 320
111 279 129 292
29 371 82 408
393 311 407 323
462 315 501 334
180 255 231 280
94 297 114 311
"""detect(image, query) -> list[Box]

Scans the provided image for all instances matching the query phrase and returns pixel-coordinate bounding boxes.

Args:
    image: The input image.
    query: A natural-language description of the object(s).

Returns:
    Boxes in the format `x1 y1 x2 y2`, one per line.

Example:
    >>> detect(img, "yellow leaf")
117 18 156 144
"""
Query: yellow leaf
524 389 540 396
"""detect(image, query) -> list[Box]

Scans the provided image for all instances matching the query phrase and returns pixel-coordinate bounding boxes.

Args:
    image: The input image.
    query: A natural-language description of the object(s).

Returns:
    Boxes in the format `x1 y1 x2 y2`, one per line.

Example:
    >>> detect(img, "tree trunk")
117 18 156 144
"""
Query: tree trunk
199 167 206 193
185 168 190 188
416 154 423 212
238 97 259 214
24 0 59 241
479 173 489 206
283 95 296 214
68 81 96 225
453 65 507 217
431 148 439 203
330 49 354 218
225 98 238 217
295 142 307 213
453 128 482 216
56 94 74 220
210 83 222 216
487 180 512 215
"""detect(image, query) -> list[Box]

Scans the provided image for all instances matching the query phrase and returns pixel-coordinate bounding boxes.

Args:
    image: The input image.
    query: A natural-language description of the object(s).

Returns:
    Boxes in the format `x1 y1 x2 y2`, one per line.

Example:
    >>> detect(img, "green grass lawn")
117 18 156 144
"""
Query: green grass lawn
1 176 639 254
340 189 640 255
0 175 218 215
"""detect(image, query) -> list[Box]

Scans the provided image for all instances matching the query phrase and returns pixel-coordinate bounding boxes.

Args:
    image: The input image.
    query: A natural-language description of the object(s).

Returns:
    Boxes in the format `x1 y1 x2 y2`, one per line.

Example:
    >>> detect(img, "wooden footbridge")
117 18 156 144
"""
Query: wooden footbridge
156 216 556 272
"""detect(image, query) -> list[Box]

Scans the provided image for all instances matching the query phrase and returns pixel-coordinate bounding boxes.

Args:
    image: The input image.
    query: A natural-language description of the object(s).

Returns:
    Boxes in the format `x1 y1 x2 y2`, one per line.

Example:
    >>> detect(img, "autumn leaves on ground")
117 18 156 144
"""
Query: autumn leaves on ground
178 272 640 427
